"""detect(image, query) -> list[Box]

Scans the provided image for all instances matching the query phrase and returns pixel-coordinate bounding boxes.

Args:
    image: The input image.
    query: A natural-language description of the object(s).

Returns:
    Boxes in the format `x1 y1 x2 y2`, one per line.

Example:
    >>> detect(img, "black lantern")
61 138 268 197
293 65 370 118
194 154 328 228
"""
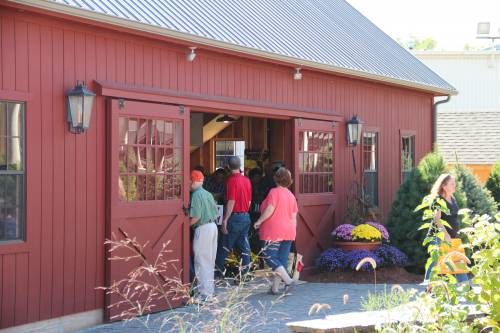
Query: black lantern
346 115 363 146
66 81 96 134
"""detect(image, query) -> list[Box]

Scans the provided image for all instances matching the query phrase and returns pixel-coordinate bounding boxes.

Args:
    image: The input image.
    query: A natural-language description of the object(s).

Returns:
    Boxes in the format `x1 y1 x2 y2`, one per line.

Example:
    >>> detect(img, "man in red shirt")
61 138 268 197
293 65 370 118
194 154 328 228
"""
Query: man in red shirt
215 156 252 278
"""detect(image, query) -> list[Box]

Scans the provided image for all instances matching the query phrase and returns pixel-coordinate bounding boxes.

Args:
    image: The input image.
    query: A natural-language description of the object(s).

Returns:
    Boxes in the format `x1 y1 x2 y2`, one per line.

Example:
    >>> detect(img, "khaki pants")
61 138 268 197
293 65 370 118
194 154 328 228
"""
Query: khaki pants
193 223 218 297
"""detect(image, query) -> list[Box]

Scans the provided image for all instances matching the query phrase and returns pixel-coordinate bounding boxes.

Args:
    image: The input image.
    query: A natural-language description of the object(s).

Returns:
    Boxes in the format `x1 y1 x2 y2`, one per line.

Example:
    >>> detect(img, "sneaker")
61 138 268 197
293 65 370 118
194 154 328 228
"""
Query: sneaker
191 294 217 304
283 280 297 294
267 288 281 295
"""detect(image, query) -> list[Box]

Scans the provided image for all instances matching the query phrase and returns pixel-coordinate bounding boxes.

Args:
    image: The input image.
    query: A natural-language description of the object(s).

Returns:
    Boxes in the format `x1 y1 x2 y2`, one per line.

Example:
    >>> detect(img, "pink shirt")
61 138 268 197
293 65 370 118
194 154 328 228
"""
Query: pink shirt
259 187 298 241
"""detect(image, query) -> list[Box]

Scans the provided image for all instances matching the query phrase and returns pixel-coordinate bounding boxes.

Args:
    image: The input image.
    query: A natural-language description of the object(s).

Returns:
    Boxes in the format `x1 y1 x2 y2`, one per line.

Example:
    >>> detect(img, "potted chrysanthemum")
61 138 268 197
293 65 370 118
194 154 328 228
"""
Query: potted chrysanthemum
331 223 382 251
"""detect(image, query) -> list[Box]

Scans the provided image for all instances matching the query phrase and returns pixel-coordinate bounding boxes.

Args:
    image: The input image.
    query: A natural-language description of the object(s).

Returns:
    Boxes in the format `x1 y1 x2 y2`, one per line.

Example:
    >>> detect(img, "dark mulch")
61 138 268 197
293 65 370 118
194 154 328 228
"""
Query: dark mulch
304 267 424 284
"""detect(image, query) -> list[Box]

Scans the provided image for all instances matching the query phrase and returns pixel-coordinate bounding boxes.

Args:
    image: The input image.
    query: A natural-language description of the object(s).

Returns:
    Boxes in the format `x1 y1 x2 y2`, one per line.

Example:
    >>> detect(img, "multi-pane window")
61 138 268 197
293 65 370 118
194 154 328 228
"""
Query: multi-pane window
401 135 415 183
0 101 24 241
215 140 245 171
362 132 378 206
118 117 183 201
298 131 334 193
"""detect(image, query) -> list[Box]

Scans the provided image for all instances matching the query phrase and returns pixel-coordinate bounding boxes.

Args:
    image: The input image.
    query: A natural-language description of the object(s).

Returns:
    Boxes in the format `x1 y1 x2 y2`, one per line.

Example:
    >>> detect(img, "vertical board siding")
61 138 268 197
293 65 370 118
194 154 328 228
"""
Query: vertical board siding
0 7 433 329
40 24 54 321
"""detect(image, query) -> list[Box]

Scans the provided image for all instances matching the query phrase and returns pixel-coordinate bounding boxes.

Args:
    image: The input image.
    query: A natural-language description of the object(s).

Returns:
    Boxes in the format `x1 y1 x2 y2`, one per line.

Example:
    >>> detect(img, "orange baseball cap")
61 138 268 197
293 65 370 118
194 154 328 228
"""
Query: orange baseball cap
191 170 204 182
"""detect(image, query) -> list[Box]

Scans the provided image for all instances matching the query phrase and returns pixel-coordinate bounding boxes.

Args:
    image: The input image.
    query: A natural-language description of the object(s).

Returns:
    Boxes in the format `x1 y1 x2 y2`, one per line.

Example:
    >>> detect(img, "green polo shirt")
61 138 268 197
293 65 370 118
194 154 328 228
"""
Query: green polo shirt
189 187 217 228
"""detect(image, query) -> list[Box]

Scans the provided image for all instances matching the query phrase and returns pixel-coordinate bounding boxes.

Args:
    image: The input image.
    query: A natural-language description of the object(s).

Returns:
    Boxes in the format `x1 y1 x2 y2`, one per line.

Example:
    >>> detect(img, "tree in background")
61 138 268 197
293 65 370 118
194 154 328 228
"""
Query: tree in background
397 36 437 50
387 152 457 272
453 164 497 217
485 160 500 208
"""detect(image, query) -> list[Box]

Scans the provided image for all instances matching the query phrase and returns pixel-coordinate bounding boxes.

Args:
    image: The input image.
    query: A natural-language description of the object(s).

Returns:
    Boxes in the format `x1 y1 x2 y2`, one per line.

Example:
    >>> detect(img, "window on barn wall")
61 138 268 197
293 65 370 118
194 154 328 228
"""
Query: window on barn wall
362 132 378 206
118 117 183 201
0 101 25 242
298 131 334 193
401 135 416 183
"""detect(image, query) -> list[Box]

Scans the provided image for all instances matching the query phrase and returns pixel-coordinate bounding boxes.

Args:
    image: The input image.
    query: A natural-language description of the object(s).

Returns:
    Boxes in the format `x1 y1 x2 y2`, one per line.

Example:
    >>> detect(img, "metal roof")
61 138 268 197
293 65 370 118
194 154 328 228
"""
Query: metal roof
14 0 457 94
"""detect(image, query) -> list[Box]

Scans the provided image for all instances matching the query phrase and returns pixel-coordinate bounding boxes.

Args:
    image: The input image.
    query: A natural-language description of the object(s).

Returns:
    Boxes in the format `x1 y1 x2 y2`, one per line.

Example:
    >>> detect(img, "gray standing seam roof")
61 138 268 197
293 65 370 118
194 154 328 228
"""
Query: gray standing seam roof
45 0 456 94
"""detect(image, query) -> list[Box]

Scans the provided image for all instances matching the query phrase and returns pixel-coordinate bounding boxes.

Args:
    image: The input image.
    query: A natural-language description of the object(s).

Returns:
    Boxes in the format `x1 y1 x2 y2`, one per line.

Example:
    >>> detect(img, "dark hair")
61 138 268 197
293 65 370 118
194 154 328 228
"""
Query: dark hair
273 167 293 188
228 156 241 170
214 168 226 176
248 167 263 179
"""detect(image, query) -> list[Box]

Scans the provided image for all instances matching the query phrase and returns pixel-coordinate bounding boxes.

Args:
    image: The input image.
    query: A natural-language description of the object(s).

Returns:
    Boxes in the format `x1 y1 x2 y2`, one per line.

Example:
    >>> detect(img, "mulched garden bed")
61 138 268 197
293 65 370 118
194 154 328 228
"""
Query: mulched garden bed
304 267 424 284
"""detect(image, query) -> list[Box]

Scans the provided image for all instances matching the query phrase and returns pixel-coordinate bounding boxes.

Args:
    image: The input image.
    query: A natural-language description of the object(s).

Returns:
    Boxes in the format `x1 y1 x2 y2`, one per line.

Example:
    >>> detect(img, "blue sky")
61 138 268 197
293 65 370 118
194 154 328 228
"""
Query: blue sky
346 0 500 50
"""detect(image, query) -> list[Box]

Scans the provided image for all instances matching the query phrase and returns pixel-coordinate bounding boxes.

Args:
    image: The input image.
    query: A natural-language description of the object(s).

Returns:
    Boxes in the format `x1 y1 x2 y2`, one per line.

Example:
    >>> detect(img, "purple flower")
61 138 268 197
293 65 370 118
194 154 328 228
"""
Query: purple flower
344 249 382 271
365 221 390 241
331 224 355 241
315 248 348 272
374 245 408 267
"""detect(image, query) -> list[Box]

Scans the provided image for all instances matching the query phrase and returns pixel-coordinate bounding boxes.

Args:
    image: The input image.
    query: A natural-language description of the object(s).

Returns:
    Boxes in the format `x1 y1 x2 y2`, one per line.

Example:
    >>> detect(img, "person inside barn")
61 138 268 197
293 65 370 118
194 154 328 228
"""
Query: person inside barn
189 170 219 302
204 168 227 205
254 167 298 294
215 156 252 279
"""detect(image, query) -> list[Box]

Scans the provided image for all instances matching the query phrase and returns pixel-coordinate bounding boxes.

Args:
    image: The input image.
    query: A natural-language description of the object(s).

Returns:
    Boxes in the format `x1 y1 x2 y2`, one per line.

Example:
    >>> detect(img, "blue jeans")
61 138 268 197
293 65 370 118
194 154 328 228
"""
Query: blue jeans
262 240 292 271
215 213 251 277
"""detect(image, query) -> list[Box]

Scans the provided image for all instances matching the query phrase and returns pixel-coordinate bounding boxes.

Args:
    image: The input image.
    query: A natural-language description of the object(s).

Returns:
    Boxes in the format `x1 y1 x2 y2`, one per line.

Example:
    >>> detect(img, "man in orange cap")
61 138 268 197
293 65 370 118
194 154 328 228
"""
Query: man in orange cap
189 169 218 301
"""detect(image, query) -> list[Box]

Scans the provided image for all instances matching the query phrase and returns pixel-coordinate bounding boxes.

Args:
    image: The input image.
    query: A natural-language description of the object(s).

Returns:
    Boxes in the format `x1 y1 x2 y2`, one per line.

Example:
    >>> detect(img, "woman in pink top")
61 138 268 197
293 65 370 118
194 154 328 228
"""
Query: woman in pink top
254 167 298 294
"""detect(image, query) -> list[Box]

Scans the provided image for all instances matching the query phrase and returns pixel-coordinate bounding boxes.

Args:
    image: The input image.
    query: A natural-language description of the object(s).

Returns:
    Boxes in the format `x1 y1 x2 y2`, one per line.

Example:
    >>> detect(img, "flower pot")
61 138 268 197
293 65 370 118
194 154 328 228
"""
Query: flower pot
332 240 381 251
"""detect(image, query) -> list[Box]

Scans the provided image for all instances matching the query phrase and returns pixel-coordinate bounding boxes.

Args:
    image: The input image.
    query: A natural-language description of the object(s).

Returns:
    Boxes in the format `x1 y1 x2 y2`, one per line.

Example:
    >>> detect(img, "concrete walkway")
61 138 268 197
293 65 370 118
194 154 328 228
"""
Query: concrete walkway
78 281 423 333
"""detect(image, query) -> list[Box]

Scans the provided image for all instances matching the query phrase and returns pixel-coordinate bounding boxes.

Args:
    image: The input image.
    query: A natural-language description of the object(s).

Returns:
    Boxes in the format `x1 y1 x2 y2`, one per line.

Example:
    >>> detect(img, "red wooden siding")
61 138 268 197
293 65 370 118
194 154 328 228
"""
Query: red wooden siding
0 5 433 329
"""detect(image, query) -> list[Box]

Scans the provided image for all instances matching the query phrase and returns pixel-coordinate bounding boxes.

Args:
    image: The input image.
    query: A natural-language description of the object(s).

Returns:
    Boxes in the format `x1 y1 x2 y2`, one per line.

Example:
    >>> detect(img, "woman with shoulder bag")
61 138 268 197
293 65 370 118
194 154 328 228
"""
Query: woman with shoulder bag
424 173 469 284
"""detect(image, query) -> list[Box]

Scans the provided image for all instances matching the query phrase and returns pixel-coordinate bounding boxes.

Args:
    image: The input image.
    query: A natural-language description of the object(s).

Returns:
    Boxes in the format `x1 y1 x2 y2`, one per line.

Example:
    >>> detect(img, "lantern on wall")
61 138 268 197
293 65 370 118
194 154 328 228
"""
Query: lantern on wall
346 115 363 146
66 81 96 134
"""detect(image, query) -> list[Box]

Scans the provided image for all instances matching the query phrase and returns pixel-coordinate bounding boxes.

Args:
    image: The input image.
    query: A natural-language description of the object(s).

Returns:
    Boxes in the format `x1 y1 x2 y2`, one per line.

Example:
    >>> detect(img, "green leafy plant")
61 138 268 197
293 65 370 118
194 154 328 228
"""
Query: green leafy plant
485 160 500 206
460 212 500 331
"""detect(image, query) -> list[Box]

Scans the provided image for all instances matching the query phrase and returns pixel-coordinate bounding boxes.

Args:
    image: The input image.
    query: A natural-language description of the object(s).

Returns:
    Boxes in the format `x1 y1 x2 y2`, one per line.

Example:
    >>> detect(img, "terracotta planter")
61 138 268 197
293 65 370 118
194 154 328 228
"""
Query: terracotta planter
332 240 381 251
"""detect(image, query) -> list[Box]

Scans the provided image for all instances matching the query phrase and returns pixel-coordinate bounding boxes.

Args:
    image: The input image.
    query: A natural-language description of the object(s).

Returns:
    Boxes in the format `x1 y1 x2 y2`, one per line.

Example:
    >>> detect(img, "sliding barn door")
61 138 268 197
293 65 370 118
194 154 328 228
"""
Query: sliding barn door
293 119 338 273
106 99 190 321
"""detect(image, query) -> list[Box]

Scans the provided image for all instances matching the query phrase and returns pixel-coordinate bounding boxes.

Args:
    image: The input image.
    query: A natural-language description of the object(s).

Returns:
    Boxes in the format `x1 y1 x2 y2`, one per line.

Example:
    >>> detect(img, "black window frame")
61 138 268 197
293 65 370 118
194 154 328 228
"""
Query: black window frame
0 100 25 243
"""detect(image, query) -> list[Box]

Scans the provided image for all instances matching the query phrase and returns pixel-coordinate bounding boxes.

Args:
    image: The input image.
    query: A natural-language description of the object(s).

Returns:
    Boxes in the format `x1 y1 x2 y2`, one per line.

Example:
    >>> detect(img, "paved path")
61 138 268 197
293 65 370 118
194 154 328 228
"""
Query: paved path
78 282 423 333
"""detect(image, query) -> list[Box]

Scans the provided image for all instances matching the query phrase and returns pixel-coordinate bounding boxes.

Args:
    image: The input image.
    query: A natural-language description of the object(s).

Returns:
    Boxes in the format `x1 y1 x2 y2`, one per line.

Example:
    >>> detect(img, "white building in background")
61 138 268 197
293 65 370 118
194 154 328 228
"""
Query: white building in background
415 51 500 183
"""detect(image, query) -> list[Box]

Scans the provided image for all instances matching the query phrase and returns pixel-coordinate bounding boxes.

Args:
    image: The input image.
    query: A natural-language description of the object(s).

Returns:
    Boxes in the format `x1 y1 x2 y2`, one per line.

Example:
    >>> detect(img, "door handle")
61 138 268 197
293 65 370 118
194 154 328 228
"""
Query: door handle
182 204 189 216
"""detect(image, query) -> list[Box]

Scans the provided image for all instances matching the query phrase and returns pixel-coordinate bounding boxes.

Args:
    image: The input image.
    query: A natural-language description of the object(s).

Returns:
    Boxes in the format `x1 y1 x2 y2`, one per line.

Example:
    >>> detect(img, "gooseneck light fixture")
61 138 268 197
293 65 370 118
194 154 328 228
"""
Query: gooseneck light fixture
66 81 96 134
186 46 197 62
293 67 302 80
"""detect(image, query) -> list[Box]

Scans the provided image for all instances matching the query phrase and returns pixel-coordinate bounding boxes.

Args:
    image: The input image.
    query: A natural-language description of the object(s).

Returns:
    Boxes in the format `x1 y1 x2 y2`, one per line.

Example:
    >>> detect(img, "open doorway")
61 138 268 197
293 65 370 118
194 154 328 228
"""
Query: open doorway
188 111 291 276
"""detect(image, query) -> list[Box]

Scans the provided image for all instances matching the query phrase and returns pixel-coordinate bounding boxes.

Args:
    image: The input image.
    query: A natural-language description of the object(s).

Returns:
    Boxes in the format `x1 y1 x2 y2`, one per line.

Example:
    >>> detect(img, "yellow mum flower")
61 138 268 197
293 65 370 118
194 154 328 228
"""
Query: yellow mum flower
352 224 382 242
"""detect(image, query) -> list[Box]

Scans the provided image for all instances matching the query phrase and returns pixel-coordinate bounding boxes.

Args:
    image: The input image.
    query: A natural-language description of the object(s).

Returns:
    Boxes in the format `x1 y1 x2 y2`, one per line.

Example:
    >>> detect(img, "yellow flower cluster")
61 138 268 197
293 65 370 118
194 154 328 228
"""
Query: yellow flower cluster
352 224 382 242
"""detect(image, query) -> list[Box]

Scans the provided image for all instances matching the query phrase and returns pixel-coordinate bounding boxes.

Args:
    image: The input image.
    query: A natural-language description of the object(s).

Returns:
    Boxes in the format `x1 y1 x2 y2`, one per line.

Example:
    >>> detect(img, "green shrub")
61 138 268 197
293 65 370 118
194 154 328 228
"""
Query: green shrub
387 152 448 272
453 164 497 216
485 160 500 206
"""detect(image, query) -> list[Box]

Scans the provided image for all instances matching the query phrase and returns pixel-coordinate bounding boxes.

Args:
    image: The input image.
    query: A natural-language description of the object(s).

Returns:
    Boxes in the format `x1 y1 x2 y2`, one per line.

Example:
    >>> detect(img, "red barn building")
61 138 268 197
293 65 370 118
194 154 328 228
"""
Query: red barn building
0 0 456 331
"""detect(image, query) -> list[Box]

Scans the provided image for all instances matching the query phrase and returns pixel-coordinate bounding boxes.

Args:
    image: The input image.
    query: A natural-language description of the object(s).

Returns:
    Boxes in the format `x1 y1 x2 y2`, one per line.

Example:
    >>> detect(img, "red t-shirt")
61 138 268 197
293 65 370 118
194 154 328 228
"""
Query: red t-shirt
225 173 252 212
259 187 298 241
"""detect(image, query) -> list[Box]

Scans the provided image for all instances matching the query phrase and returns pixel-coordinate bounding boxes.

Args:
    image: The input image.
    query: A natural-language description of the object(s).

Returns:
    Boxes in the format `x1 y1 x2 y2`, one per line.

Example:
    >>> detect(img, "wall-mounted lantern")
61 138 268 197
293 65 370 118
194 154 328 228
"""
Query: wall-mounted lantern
346 115 363 146
66 81 96 134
